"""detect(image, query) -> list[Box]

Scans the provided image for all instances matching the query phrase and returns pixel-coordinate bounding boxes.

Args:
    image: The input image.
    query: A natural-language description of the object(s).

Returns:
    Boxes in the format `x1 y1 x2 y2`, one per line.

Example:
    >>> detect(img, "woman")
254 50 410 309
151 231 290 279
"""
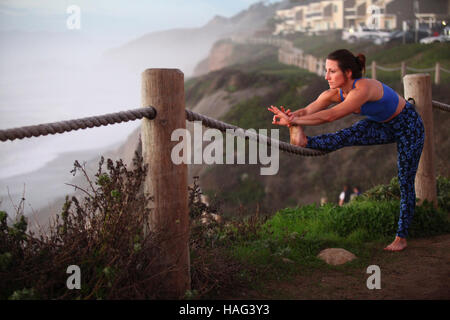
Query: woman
268 49 424 252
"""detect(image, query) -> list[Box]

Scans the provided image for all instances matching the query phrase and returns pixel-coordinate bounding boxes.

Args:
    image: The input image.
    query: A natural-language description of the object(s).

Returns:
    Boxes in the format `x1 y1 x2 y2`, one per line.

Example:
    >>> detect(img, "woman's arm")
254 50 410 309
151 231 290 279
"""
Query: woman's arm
289 86 369 126
291 89 340 117
269 89 338 119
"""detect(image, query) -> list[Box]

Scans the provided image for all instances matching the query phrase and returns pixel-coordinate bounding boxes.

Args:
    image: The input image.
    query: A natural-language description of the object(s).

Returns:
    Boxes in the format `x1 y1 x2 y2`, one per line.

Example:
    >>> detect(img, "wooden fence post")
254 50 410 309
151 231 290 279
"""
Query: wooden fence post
435 62 440 85
371 61 377 79
403 73 438 207
141 68 190 298
401 61 406 82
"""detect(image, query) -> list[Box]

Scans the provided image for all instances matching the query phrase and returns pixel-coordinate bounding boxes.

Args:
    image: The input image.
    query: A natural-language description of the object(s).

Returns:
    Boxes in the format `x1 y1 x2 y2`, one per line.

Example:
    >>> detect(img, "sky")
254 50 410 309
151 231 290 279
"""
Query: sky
0 0 275 39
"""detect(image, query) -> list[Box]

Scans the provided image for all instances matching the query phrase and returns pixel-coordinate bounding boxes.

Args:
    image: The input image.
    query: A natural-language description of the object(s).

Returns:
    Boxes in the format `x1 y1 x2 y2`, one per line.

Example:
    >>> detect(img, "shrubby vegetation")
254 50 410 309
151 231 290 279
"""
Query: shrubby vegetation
0 154 245 299
1 153 164 299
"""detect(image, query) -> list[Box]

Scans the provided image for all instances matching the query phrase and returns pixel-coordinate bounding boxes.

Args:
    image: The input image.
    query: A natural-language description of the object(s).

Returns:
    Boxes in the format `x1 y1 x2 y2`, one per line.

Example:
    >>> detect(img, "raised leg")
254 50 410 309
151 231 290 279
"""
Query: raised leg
306 119 395 152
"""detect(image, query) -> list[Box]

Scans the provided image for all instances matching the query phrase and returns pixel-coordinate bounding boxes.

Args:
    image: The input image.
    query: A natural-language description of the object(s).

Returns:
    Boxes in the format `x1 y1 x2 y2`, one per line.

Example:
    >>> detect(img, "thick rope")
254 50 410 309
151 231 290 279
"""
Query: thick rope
432 100 450 112
1 100 447 155
407 98 450 112
0 107 157 142
376 65 402 72
185 109 328 157
406 66 435 72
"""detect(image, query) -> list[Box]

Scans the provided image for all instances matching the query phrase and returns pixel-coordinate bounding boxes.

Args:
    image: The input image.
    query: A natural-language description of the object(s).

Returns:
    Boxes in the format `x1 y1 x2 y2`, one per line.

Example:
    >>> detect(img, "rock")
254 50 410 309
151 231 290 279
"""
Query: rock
317 248 357 266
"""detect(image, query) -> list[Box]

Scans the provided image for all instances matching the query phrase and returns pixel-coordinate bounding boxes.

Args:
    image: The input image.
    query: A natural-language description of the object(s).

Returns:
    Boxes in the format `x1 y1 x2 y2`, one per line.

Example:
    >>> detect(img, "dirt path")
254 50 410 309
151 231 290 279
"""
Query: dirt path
234 234 450 300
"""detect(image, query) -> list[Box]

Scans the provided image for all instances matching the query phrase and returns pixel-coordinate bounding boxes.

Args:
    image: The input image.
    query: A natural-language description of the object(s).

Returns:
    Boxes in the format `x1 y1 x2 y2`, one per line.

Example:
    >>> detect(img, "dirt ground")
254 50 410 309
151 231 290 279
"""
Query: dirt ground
231 234 450 300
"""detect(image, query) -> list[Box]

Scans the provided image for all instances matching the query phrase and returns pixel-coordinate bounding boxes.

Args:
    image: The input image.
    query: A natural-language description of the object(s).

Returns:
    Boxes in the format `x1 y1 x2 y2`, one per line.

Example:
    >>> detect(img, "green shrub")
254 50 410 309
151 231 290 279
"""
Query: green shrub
363 175 450 212
0 153 168 300
264 196 449 242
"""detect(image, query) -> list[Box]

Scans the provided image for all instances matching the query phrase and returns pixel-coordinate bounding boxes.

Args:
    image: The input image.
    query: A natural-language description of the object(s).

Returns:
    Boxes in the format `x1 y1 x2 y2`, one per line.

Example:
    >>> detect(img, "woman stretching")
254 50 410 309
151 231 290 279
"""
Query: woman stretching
268 49 424 252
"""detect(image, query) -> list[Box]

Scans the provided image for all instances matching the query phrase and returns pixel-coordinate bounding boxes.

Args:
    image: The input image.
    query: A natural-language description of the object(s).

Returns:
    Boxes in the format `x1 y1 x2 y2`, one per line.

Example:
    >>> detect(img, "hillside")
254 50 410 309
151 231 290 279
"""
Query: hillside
103 1 290 77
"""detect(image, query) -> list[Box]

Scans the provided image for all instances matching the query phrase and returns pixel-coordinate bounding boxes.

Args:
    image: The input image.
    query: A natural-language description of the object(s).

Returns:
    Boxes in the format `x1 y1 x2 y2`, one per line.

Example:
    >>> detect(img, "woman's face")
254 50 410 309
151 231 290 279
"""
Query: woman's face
325 59 350 89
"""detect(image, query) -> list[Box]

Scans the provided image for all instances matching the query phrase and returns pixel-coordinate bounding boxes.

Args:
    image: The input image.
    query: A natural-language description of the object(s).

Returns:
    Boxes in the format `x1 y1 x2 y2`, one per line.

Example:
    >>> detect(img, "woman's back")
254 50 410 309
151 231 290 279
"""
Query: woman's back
338 78 401 122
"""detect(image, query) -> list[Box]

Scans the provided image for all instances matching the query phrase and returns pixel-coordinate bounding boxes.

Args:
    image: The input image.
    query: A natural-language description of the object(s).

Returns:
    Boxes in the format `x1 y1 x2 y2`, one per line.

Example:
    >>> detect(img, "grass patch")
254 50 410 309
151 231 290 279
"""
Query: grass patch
215 176 450 287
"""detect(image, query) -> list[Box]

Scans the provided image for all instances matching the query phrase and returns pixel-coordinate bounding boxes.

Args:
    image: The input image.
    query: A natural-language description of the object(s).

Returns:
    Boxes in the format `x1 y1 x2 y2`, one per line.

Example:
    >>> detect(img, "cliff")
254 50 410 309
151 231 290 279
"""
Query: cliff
103 1 289 77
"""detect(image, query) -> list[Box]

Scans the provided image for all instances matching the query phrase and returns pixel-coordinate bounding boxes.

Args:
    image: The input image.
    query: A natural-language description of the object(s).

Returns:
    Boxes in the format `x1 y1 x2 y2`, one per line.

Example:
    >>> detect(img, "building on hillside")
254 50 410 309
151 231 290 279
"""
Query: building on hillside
387 0 450 32
273 0 449 35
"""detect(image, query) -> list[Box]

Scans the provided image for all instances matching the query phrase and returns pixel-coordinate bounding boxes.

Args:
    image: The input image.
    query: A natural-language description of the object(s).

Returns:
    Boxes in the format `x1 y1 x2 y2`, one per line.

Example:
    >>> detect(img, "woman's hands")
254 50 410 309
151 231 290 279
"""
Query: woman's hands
268 105 307 127
268 105 308 147
268 105 292 127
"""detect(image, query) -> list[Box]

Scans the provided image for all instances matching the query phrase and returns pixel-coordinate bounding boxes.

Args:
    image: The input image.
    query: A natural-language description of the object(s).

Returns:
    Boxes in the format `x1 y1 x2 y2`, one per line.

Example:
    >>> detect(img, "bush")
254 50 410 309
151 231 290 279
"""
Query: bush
0 161 251 300
0 152 175 299
263 180 450 243
363 175 450 212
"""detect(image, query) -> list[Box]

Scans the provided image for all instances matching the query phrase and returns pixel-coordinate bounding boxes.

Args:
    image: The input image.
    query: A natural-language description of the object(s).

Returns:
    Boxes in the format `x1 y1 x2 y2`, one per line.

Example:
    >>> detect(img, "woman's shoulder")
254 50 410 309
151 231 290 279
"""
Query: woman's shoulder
353 78 384 93
353 78 381 88
321 88 342 103
353 78 386 100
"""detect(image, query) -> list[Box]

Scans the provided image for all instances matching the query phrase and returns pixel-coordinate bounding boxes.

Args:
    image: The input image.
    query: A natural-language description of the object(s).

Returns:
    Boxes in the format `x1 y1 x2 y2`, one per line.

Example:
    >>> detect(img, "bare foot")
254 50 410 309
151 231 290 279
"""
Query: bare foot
289 125 307 147
384 236 407 252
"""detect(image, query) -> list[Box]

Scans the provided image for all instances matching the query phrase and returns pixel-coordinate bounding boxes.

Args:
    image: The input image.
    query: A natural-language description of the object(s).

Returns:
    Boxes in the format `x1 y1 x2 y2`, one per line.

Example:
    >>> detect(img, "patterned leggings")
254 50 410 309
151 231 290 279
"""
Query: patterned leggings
306 102 425 238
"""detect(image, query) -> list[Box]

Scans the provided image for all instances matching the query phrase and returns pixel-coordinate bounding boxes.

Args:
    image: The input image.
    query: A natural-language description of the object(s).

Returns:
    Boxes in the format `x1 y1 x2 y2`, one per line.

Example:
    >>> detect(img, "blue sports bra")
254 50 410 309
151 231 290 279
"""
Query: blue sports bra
339 78 399 122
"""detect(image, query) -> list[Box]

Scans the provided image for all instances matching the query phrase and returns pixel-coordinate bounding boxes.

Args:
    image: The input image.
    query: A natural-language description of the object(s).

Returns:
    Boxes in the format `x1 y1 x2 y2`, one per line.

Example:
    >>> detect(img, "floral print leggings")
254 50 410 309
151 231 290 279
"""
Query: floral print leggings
306 102 425 238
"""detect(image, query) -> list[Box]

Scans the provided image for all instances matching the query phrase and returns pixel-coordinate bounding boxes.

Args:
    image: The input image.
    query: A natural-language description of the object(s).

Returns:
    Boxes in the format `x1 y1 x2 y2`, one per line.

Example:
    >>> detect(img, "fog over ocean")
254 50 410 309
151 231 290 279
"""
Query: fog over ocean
0 31 143 216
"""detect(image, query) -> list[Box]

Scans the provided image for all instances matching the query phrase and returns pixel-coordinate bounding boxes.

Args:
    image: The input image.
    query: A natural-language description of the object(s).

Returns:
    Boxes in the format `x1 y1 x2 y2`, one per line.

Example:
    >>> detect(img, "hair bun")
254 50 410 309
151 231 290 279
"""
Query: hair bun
355 53 366 73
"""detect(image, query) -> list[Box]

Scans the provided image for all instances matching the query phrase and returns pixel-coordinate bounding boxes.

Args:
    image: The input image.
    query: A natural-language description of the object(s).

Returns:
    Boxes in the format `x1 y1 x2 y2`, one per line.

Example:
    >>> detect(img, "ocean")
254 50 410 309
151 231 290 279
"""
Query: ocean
0 31 143 216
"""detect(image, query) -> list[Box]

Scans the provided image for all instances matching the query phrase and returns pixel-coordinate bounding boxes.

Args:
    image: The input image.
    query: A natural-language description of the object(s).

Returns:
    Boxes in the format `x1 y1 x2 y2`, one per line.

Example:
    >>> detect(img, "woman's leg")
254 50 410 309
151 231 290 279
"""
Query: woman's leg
384 125 424 251
303 115 423 251
394 119 425 240
305 119 396 151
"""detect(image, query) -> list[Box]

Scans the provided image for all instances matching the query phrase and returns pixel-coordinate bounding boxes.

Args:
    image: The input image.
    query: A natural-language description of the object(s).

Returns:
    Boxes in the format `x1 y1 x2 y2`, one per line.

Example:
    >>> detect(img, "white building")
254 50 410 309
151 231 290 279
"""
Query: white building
273 0 447 35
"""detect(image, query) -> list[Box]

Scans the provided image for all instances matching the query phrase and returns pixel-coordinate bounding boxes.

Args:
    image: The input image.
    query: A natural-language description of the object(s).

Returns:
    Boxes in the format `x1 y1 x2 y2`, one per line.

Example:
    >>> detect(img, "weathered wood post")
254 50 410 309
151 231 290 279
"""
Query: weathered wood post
401 61 406 82
435 62 440 85
141 68 190 298
403 73 438 207
371 61 377 79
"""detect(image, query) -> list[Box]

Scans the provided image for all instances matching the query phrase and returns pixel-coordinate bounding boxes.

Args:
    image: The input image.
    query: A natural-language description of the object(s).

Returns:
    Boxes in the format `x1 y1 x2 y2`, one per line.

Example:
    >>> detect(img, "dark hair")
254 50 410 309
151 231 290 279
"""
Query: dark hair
327 49 366 79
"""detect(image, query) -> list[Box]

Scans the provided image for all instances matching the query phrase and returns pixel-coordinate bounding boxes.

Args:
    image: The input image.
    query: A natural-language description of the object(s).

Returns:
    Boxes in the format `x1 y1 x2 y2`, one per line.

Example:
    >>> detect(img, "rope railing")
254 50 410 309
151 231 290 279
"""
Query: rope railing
0 107 157 142
406 66 436 72
303 58 447 75
432 100 450 112
376 65 402 72
185 109 328 157
1 100 448 145
373 65 442 73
